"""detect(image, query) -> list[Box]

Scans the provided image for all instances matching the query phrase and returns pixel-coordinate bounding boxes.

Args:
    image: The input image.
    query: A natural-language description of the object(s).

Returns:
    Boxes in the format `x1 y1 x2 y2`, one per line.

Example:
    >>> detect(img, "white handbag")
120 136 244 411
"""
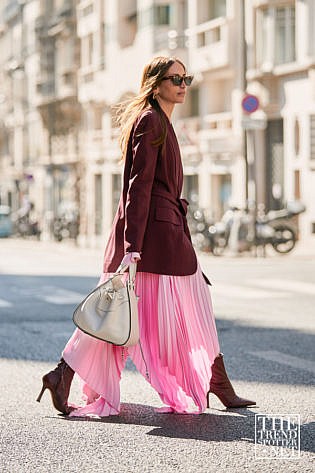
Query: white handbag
73 262 139 346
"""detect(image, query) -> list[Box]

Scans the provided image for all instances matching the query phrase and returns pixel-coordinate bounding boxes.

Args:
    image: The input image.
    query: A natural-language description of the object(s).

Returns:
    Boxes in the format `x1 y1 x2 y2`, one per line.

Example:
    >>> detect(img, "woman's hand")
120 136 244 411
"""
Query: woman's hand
120 252 141 268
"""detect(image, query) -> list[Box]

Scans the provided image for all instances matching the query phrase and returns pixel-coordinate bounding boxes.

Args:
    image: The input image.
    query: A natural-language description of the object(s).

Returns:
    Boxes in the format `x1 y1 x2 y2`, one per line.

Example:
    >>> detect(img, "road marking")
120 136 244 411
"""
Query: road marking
53 331 73 338
0 298 12 308
212 284 290 299
249 350 315 375
37 287 86 305
250 279 315 296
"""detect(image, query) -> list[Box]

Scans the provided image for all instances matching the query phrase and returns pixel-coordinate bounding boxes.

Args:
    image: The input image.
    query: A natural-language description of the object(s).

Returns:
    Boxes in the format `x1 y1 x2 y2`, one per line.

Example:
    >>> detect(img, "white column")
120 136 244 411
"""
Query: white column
102 167 113 242
198 161 211 210
296 0 308 61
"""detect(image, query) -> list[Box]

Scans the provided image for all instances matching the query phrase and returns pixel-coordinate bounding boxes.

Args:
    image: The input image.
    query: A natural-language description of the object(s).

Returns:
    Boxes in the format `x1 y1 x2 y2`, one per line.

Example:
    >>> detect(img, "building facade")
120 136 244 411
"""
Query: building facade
76 0 246 246
76 0 191 246
0 0 81 238
245 0 315 238
34 0 81 238
0 0 44 217
0 0 314 246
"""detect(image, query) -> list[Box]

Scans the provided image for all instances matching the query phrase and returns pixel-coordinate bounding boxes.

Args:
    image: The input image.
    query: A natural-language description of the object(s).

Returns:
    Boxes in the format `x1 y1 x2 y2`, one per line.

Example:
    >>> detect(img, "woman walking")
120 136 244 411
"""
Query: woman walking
37 56 255 416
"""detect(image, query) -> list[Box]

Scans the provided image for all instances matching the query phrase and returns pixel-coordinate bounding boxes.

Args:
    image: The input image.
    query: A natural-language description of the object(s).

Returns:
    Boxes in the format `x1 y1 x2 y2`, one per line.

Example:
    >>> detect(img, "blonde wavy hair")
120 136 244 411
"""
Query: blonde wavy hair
115 56 186 160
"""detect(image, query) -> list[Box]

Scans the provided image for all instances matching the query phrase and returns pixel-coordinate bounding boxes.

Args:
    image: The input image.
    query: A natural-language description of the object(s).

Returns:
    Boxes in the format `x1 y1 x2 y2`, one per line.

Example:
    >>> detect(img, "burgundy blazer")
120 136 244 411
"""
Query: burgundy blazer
102 107 199 277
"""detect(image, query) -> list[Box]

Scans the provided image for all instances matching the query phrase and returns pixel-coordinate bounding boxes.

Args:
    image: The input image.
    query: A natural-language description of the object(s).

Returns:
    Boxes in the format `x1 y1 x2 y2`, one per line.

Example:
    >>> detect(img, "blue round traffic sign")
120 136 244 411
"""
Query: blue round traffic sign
242 94 259 114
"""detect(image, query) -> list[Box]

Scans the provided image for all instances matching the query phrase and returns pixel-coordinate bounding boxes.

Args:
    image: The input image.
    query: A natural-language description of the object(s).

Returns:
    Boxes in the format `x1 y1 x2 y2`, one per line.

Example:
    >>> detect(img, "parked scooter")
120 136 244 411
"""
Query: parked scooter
209 201 306 256
12 202 41 239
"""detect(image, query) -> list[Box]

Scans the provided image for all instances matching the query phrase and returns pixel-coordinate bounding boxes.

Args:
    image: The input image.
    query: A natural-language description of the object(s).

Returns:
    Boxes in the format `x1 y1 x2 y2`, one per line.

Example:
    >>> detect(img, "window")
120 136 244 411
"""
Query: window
294 170 300 200
112 174 122 218
154 5 170 25
256 8 270 67
197 0 226 23
209 0 226 20
294 118 300 156
310 115 315 160
139 5 172 28
183 175 199 202
256 4 296 68
94 174 103 235
275 6 295 65
87 33 93 65
81 33 93 67
99 23 105 67
94 108 103 130
266 119 284 210
190 88 199 117
309 1 315 56
117 0 138 48
59 37 73 73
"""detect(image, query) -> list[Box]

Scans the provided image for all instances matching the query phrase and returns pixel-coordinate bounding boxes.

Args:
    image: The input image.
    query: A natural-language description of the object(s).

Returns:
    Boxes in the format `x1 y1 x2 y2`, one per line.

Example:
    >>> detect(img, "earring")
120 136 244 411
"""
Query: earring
153 92 158 100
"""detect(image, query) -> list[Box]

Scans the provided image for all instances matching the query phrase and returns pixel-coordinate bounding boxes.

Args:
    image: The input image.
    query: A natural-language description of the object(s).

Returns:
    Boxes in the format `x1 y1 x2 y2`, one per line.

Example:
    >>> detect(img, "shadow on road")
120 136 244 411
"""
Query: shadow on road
0 274 314 388
58 402 257 442
53 403 314 454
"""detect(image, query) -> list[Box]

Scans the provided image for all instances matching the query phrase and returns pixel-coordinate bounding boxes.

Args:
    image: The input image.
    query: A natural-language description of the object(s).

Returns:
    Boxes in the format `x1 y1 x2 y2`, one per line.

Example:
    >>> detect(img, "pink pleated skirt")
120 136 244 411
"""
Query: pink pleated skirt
62 264 220 416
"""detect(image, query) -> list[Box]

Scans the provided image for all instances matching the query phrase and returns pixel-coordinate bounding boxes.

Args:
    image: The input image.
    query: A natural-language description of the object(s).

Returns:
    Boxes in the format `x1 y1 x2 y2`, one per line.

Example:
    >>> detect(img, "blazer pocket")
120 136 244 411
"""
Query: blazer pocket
155 207 181 226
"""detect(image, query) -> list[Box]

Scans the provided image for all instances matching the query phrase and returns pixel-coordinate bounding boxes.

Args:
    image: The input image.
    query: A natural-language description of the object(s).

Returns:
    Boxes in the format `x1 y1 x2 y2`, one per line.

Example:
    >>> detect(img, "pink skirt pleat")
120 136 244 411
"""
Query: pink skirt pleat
63 264 220 417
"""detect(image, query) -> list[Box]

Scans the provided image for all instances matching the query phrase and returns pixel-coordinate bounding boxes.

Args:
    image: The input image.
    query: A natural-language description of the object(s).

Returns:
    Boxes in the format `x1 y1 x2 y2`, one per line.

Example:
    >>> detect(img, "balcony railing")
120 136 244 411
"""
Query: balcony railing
82 128 120 162
177 113 232 141
175 112 241 155
203 112 233 135
190 17 227 47
154 30 188 51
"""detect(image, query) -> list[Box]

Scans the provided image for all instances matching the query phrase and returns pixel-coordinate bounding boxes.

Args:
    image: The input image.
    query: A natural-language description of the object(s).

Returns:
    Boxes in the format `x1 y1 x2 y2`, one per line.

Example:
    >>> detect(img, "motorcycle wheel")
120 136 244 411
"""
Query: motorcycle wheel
192 233 206 252
212 241 226 256
271 224 296 254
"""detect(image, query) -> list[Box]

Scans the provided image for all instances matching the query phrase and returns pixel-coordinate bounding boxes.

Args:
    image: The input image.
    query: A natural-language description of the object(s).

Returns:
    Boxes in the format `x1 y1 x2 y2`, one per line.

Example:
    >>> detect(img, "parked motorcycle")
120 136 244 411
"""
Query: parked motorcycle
209 201 306 256
187 207 215 253
14 215 41 239
12 202 41 239
53 213 79 242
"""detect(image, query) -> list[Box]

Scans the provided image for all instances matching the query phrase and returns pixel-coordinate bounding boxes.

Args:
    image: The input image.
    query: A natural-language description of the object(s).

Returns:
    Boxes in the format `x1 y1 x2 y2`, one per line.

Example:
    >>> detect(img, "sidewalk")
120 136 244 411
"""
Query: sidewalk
0 237 102 276
287 237 315 257
0 236 315 276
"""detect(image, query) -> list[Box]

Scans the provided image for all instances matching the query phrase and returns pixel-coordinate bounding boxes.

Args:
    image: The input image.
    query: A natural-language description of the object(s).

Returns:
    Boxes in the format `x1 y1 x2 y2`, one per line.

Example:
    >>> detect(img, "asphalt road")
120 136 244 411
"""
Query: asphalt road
0 238 314 472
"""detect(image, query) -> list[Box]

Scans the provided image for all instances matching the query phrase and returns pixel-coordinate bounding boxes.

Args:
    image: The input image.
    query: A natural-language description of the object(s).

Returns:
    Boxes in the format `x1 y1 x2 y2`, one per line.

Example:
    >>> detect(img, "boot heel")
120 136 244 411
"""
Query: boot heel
206 391 210 409
36 359 75 414
36 384 46 403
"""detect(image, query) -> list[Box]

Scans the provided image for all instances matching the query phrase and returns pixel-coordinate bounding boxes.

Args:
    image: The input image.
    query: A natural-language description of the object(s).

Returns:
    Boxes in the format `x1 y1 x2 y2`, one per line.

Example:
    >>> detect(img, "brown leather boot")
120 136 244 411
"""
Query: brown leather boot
207 353 256 408
36 358 75 415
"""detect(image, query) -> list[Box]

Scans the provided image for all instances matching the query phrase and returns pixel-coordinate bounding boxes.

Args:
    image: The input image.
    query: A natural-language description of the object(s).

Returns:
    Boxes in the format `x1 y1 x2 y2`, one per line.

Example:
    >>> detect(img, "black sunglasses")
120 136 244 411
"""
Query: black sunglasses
161 75 194 86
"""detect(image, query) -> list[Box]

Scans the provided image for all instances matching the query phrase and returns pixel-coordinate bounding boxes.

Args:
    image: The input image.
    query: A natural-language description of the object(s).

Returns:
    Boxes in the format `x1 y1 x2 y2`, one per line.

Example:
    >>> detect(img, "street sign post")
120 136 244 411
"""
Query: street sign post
242 94 259 114
241 117 267 130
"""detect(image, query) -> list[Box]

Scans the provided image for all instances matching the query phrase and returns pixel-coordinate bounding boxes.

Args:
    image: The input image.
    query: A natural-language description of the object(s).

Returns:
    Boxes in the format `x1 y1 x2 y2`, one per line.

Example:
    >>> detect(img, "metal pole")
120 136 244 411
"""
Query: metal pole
240 1 257 253
240 0 248 202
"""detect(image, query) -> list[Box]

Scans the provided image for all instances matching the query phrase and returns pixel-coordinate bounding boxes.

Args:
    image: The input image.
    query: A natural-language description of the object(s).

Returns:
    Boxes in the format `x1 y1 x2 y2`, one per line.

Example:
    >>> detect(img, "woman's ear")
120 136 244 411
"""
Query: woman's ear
153 88 159 100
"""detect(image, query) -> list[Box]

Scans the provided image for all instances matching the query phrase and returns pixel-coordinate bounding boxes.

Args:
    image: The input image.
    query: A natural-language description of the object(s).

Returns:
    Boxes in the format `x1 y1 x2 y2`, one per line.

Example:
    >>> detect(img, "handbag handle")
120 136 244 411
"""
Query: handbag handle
115 261 137 285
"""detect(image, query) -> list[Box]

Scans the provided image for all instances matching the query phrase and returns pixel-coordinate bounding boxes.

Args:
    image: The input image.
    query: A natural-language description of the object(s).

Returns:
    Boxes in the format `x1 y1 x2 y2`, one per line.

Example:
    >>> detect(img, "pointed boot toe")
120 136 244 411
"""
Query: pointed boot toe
207 353 256 409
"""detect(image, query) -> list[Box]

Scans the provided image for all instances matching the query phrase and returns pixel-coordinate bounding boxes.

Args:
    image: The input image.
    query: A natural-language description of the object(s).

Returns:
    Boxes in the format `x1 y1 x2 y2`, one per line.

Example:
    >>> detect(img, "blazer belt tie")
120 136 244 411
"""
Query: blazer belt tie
151 190 189 217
